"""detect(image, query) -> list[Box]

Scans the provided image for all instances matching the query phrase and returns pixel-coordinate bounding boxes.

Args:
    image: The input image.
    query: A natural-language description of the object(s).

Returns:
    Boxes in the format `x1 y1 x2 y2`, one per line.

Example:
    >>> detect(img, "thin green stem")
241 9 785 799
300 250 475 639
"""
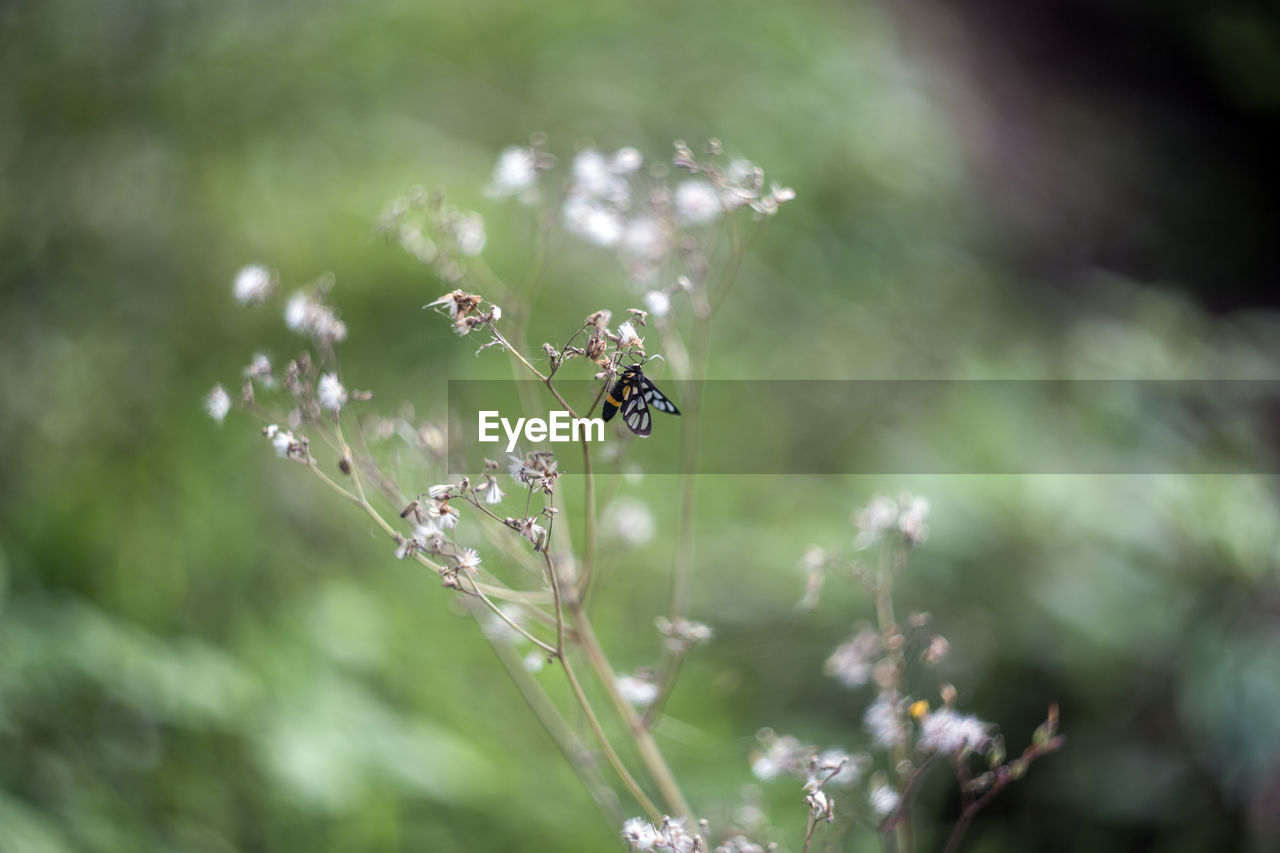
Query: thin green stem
567 599 694 821
543 546 663 822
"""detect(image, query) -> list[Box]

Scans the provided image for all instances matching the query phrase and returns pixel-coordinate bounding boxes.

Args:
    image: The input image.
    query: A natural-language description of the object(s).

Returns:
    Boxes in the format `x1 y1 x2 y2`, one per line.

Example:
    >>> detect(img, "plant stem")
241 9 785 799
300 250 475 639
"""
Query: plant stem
567 597 694 821
874 543 914 853
542 547 664 822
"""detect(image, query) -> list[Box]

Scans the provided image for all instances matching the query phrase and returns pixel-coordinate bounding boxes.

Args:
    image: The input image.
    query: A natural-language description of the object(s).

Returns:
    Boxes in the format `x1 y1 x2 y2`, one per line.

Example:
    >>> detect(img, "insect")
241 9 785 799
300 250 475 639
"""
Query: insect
601 364 680 437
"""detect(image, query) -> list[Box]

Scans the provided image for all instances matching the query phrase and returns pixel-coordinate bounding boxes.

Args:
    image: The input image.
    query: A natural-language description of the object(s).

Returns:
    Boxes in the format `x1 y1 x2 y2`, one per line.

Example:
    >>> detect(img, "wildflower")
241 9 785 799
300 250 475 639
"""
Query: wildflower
616 321 643 350
455 548 482 573
486 146 538 201
854 495 899 549
922 634 950 666
263 424 299 459
869 783 900 817
864 691 907 749
806 788 833 821
427 499 459 530
316 373 348 412
508 454 532 483
453 212 486 257
643 289 671 318
622 217 668 262
674 179 721 225
394 535 419 560
655 616 713 653
751 182 796 216
616 673 659 707
424 288 483 321
898 495 930 545
509 516 546 548
570 148 630 203
479 475 505 504
232 264 274 304
606 498 656 545
284 289 347 345
716 838 767 853
244 353 274 387
205 385 231 423
824 626 881 688
563 196 623 246
622 817 663 851
917 709 992 756
751 730 810 781
810 750 866 788
611 146 643 173
427 484 454 499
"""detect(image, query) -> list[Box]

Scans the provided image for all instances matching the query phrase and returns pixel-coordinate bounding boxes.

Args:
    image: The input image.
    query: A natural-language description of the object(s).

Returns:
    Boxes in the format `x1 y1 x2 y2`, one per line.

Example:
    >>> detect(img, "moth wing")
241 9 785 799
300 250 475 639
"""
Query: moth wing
641 378 681 416
621 391 652 437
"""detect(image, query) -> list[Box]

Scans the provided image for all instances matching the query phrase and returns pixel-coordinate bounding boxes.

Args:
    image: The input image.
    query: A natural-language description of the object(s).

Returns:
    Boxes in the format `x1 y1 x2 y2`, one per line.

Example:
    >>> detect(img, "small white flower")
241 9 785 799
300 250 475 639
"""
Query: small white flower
454 212 486 257
864 692 907 749
869 783 900 817
284 292 311 332
244 353 273 386
824 626 881 688
563 196 623 246
232 264 273 304
427 484 453 499
316 373 348 412
487 146 538 201
622 817 662 851
615 674 659 707
854 495 900 549
512 516 545 547
269 427 296 458
572 149 627 201
806 789 830 819
811 749 865 787
656 616 714 653
428 500 459 530
205 385 231 423
751 731 808 781
606 498 655 546
455 548 482 573
394 536 419 560
480 476 505 504
898 495 930 545
674 179 722 225
918 710 991 756
284 290 347 344
611 146 643 173
621 217 667 261
489 304 502 322
643 290 670 318
617 321 642 349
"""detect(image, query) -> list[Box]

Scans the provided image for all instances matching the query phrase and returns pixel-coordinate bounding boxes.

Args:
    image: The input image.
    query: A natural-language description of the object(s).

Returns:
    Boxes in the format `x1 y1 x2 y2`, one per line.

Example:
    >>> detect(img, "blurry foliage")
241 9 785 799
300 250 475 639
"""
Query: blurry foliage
2 0 1280 851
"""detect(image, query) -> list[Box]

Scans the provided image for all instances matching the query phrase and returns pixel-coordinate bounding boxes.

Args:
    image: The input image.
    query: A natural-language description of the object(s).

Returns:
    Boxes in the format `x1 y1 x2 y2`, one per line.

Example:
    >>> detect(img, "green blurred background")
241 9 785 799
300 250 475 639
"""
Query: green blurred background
3 0 1280 850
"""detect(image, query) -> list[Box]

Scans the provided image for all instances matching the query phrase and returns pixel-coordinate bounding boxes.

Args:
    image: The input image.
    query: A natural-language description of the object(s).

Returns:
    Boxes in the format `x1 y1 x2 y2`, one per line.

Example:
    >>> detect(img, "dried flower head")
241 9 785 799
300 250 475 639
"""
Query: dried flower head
917 709 993 756
205 384 232 423
316 373 348 412
615 673 659 707
824 625 882 688
864 691 907 749
232 264 274 305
